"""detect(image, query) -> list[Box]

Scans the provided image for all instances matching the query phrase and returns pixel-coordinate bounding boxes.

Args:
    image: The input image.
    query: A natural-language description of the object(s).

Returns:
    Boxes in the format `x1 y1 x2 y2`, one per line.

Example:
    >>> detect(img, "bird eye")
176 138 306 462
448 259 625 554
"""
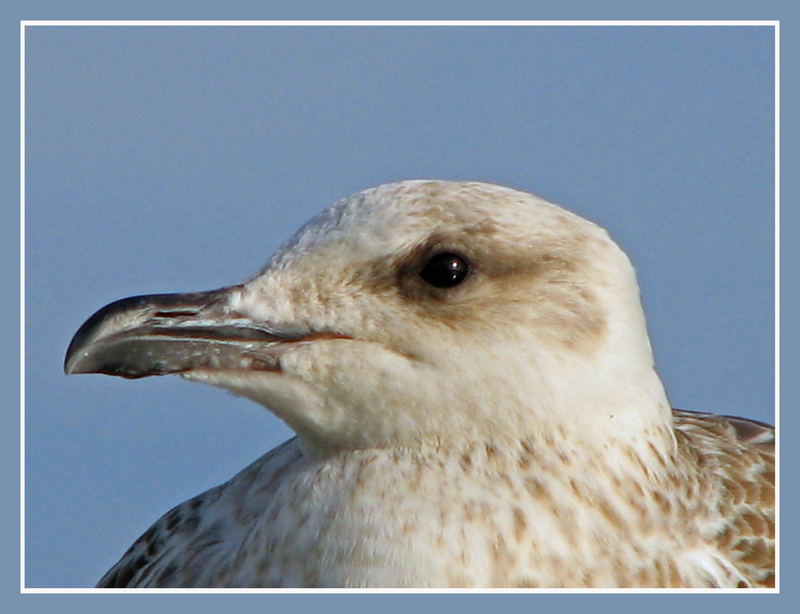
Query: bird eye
419 252 470 288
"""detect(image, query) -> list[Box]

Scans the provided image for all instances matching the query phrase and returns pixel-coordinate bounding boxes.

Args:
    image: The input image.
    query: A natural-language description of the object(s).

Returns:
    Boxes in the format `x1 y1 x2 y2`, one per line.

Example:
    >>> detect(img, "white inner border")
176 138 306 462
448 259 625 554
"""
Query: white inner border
19 19 781 595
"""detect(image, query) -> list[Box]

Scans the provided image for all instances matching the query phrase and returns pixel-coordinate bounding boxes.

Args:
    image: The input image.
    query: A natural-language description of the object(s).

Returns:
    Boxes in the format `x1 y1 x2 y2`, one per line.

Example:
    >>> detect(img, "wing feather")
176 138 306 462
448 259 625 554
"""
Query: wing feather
673 409 775 588
97 438 303 588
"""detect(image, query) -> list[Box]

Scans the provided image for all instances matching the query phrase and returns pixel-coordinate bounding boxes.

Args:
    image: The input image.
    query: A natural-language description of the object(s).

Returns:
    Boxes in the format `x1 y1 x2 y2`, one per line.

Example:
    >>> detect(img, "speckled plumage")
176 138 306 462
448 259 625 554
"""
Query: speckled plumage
96 411 773 588
67 180 774 588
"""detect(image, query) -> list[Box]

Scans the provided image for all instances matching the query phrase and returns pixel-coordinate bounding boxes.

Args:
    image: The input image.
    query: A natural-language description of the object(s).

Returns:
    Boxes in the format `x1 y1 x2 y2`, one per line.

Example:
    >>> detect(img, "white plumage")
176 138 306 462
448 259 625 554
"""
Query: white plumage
65 180 774 588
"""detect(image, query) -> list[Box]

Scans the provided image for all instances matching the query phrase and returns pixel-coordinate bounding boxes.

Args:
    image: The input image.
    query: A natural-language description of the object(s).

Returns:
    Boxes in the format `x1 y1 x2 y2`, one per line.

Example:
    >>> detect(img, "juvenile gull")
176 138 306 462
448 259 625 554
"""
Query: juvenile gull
64 180 774 588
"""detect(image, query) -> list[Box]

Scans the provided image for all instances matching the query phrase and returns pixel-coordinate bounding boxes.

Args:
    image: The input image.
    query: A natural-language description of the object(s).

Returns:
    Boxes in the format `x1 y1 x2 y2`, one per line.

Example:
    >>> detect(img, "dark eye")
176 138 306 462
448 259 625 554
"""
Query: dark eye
419 252 470 288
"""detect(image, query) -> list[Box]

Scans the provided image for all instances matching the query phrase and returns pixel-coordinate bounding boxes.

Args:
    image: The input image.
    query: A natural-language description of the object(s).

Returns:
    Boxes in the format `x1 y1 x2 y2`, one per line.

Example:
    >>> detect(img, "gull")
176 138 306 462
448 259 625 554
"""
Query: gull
64 180 774 588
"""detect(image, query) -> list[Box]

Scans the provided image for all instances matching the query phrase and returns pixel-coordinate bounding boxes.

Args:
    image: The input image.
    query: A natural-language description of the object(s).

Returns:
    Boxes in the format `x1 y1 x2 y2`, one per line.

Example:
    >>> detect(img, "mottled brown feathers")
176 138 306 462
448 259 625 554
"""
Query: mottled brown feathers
97 411 775 588
673 410 775 588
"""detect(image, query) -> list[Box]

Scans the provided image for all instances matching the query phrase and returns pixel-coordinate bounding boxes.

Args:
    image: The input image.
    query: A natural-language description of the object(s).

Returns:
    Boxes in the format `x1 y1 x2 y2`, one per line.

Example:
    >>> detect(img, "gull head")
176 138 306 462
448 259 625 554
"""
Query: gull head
65 180 670 455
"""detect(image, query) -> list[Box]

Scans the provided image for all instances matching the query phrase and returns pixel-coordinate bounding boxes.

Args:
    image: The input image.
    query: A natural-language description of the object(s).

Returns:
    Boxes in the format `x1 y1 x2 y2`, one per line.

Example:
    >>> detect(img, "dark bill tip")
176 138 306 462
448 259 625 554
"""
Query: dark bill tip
64 287 284 378
64 293 197 374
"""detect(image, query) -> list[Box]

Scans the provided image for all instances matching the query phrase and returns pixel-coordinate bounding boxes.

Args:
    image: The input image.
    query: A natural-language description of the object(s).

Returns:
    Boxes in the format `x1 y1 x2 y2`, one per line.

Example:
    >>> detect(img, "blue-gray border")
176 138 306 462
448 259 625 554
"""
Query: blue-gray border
8 2 794 613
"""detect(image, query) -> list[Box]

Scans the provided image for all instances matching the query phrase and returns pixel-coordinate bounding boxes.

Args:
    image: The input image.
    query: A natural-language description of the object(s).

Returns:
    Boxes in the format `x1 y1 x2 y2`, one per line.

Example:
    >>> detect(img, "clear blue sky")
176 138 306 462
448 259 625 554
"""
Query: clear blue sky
24 25 774 587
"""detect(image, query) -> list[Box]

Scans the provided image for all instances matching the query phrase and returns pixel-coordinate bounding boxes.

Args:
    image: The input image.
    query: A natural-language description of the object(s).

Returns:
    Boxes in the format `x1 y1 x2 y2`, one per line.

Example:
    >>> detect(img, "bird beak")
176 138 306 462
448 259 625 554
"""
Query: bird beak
64 287 297 379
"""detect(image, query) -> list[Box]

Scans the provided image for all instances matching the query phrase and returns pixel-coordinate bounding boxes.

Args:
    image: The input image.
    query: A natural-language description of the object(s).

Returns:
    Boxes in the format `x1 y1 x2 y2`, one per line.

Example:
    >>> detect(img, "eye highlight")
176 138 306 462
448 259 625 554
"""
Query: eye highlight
419 252 470 288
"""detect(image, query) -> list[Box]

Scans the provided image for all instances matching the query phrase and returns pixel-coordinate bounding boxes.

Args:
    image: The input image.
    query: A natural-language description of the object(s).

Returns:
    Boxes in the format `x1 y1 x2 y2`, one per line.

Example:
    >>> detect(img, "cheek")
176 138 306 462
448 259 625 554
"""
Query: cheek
282 341 415 402
279 341 437 439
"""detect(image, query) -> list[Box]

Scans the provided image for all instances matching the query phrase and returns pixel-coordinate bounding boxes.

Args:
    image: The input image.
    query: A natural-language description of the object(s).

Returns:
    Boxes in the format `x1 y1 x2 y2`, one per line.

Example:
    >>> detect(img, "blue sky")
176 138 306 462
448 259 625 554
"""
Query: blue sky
24 25 774 588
